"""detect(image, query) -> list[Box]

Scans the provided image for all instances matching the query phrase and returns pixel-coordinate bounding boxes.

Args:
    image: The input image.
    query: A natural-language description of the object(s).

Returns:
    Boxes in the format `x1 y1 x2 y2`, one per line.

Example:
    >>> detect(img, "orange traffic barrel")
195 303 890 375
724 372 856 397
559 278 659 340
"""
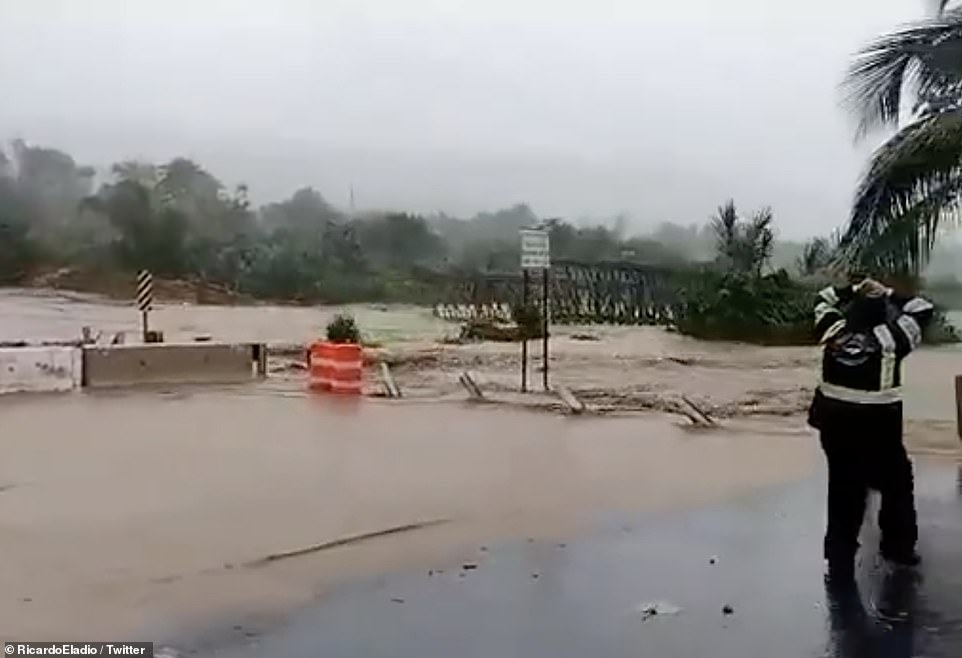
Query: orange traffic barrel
308 341 362 395
309 341 332 391
327 342 363 395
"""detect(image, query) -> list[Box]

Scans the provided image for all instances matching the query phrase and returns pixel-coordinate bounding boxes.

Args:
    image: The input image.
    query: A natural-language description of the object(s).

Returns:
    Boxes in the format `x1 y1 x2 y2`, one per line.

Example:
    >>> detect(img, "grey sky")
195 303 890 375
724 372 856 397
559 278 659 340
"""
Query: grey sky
0 0 925 237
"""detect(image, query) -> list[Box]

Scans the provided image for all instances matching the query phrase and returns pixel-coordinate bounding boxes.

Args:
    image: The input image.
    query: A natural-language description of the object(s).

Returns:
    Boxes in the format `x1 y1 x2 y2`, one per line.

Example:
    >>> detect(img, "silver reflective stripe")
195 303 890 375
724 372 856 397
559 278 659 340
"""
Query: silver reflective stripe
873 324 897 389
820 319 846 344
819 286 839 306
814 301 835 325
903 297 933 314
819 382 902 404
896 314 922 349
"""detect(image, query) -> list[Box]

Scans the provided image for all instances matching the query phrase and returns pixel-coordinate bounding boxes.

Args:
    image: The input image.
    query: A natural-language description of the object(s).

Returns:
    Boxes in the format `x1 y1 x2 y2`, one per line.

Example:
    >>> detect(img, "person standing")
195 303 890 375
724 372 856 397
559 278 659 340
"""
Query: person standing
808 277 934 582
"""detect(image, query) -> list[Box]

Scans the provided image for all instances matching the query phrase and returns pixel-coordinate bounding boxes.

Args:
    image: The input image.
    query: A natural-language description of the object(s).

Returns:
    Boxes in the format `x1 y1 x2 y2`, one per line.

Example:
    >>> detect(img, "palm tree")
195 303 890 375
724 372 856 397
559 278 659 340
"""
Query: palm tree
711 200 775 277
840 0 962 275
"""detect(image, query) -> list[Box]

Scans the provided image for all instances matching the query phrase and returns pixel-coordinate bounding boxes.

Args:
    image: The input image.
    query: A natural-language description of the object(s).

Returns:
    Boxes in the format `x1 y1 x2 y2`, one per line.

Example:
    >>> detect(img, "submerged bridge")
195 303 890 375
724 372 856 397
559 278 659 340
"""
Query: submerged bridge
431 260 680 325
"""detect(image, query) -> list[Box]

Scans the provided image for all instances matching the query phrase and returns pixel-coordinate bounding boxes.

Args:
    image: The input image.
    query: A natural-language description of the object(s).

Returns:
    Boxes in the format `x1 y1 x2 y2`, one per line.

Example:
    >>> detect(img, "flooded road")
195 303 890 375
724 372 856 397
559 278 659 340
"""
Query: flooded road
3 288 961 449
1 288 961 644
0 389 816 641
188 461 962 658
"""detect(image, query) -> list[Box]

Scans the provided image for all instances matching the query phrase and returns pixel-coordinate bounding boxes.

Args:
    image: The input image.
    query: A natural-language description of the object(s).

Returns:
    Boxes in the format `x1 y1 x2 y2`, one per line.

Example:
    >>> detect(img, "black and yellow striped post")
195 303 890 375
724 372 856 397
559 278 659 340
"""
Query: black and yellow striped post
136 270 154 342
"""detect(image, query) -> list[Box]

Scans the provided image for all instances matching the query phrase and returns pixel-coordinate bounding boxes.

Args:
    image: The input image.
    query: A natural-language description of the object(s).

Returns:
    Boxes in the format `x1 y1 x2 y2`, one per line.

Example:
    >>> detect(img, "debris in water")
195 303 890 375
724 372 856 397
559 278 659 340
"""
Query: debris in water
635 601 682 620
391 597 405 604
244 518 451 567
462 562 479 571
531 573 540 579
709 556 718 565
570 333 601 342
723 604 734 615
678 395 715 427
480 546 489 552
556 543 567 549
556 386 587 415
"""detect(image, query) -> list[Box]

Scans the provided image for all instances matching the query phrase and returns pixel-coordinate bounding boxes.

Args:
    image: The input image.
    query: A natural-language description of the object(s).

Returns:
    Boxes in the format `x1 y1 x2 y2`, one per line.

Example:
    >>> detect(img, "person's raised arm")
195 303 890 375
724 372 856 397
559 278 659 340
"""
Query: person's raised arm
815 284 854 344
884 291 934 357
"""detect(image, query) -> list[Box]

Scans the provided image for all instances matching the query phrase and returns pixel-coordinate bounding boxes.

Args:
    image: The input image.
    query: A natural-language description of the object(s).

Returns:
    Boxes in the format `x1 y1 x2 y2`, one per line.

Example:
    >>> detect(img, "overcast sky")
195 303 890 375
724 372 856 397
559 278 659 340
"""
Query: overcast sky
0 0 930 237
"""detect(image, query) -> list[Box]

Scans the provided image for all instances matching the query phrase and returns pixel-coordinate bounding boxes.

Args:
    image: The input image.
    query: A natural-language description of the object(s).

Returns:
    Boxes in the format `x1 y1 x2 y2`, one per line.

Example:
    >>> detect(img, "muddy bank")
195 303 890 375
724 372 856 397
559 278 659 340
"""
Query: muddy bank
25 268 247 305
0 392 817 642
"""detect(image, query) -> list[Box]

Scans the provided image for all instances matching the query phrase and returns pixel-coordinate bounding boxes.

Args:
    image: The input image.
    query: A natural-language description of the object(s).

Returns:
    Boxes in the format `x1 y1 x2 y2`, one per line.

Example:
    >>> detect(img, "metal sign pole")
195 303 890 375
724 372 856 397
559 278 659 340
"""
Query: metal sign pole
542 266 549 391
519 227 550 394
521 269 529 393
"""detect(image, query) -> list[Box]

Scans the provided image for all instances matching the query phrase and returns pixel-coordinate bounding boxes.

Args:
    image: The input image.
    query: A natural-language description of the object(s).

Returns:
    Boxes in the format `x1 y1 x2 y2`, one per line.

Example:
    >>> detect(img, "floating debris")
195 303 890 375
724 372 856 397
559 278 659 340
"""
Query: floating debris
635 601 683 621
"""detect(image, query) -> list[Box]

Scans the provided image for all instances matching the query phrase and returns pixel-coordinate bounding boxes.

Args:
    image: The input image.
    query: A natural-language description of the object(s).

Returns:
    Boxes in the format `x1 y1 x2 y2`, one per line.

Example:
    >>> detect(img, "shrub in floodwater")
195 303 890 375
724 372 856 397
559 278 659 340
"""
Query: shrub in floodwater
326 313 360 344
511 304 544 340
672 269 813 345
673 269 961 345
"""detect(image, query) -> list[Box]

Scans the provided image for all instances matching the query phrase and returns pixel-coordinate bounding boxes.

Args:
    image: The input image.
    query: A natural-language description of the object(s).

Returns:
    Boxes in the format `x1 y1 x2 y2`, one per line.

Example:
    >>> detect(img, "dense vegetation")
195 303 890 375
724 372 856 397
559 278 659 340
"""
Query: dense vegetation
0 139 958 345
672 202 815 345
0 140 729 303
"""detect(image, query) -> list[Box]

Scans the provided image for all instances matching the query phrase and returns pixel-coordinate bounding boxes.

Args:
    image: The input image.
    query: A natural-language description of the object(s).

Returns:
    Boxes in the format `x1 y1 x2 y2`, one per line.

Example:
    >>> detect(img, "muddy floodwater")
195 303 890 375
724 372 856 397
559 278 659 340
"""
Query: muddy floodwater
1 392 816 641
1 289 961 641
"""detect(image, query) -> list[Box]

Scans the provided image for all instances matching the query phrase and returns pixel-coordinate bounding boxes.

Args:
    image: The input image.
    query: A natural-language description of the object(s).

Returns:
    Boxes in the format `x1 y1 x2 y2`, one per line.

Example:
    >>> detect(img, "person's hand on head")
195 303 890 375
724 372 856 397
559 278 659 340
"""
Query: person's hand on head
855 278 891 298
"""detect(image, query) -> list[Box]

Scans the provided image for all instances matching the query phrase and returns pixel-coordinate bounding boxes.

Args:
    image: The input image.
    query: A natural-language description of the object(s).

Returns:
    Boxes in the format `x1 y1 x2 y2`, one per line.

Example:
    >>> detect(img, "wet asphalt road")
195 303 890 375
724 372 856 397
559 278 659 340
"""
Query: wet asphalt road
182 461 962 658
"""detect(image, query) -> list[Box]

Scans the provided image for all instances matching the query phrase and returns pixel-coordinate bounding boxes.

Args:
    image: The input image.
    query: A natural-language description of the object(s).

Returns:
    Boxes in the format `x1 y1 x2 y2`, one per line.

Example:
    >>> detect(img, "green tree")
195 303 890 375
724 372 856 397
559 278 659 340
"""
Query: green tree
355 213 446 268
796 235 837 278
841 0 962 275
0 215 36 283
83 179 190 276
260 187 341 231
710 200 774 276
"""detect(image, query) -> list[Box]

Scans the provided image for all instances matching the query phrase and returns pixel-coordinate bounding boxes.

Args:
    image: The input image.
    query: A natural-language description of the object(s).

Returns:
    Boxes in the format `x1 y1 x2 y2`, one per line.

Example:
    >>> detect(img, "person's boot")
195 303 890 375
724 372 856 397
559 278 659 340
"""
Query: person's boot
881 549 921 569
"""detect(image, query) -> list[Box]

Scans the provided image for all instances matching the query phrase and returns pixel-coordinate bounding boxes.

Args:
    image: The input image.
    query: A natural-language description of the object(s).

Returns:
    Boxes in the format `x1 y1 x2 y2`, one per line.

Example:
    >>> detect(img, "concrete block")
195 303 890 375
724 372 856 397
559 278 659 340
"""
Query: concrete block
0 347 82 394
82 343 261 389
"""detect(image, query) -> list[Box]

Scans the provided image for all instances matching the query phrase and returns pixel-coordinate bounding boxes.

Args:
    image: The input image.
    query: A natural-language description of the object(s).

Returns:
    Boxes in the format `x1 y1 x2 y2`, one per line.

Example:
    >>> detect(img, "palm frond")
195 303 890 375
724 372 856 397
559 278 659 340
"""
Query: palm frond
844 9 962 136
710 200 738 255
747 207 774 271
839 109 962 274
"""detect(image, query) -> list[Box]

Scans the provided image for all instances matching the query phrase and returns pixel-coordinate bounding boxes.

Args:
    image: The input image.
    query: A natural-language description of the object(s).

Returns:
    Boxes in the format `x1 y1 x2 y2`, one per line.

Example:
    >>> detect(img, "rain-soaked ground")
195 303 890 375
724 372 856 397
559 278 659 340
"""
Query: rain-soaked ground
177 462 962 658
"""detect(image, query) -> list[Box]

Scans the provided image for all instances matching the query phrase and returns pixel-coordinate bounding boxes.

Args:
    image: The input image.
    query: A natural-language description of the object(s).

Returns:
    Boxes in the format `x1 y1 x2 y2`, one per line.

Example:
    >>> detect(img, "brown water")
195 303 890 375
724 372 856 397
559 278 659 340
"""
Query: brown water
3 288 961 429
0 391 815 641
0 288 449 346
1 289 959 640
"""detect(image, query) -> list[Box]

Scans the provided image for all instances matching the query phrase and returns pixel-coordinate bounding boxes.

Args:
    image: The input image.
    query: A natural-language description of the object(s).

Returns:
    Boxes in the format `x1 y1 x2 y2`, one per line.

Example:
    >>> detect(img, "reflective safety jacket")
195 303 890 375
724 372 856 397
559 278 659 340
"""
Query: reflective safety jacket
813 285 934 405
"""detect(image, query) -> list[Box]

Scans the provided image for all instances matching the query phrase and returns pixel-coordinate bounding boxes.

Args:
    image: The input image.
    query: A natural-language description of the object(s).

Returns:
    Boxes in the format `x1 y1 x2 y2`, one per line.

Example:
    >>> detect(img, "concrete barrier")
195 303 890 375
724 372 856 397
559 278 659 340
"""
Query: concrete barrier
82 343 264 389
0 347 82 394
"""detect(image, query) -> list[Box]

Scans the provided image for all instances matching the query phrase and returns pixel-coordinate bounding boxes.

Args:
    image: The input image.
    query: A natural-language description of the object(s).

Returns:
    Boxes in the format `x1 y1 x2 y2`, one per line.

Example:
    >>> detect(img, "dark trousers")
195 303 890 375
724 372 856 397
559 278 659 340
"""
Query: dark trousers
810 393 917 561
